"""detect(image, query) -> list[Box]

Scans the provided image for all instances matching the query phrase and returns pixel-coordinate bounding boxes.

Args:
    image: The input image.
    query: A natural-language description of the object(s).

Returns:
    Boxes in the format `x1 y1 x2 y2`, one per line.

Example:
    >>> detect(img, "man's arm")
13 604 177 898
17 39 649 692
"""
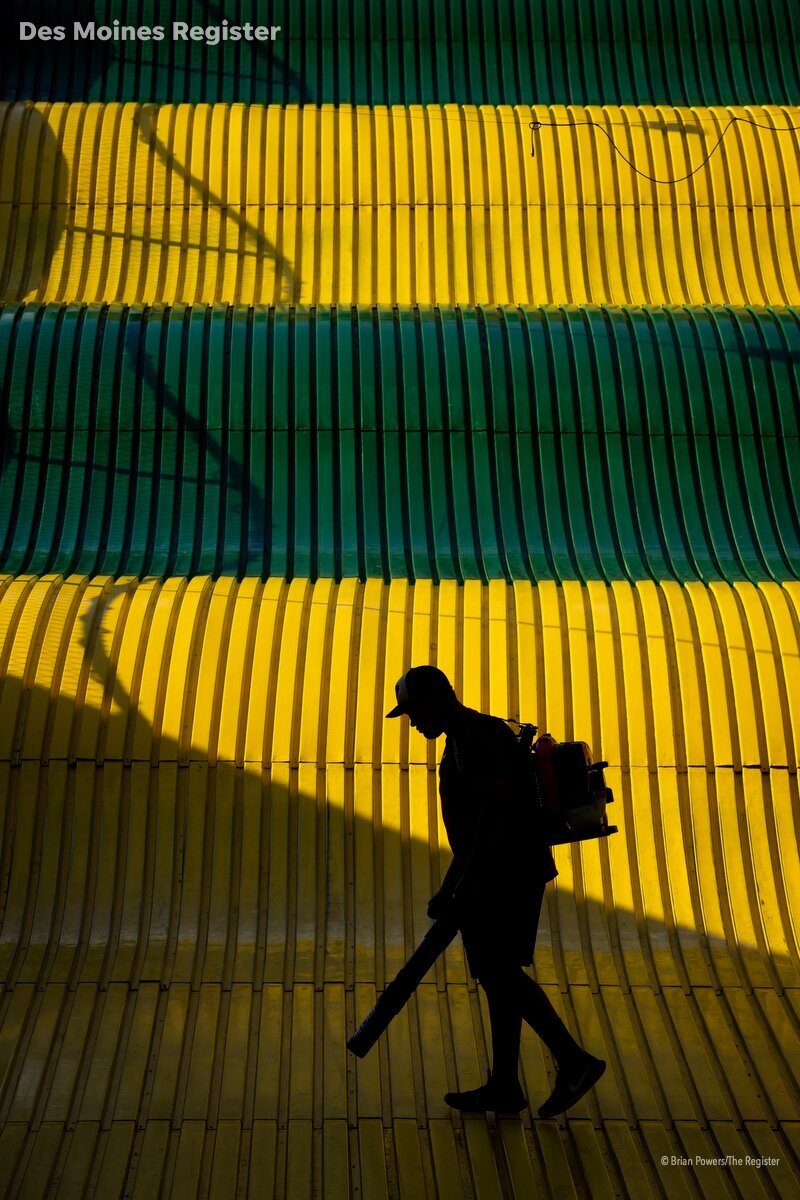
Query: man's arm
439 856 462 894
427 855 463 918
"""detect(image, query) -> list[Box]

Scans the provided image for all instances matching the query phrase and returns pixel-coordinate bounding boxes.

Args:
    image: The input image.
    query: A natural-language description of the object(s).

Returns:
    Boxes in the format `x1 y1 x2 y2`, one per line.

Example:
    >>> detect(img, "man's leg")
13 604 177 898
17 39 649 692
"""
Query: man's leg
481 966 584 1077
483 968 524 1091
515 971 585 1068
443 961 526 1111
482 966 606 1119
513 880 589 1068
442 961 602 1113
513 971 606 1119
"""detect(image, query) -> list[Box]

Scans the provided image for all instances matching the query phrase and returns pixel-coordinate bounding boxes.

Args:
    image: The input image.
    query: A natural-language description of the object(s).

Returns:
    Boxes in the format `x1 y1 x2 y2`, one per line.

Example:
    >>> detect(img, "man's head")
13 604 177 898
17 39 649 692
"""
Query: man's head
386 665 459 738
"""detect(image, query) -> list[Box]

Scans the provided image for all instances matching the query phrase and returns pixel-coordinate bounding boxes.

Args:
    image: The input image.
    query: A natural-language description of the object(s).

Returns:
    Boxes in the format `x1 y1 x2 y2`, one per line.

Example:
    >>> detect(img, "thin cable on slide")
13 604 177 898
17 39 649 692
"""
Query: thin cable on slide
528 115 800 184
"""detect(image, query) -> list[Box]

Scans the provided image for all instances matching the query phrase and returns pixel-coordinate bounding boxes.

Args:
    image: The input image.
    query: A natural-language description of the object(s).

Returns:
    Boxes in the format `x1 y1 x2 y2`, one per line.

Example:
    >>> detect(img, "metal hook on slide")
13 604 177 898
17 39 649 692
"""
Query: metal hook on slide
529 120 541 157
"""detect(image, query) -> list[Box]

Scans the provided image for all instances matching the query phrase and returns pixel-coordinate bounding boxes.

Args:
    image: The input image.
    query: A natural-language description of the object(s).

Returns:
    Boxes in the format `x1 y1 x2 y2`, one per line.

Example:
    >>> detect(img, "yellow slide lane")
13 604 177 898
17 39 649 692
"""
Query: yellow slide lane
1 573 798 983
1 575 798 1192
2 102 799 305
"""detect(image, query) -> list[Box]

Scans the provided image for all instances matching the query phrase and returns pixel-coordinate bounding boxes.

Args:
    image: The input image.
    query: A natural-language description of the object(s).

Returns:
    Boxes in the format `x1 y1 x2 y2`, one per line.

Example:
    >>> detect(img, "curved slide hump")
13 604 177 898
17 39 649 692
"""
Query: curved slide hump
2 0 799 106
1 574 798 774
2 101 800 306
0 577 798 1169
1 303 799 582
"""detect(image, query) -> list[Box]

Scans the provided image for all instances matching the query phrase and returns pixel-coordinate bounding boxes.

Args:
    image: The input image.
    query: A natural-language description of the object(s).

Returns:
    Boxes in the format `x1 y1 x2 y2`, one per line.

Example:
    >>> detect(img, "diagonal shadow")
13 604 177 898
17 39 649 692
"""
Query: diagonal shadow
121 312 271 577
0 667 797 1144
202 0 313 103
0 569 798 1191
135 105 298 304
1 83 300 303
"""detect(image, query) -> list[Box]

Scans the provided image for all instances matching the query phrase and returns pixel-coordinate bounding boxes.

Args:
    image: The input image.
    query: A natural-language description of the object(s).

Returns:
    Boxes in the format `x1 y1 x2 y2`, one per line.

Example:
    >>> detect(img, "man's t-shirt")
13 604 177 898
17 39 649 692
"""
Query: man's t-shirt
438 707 558 894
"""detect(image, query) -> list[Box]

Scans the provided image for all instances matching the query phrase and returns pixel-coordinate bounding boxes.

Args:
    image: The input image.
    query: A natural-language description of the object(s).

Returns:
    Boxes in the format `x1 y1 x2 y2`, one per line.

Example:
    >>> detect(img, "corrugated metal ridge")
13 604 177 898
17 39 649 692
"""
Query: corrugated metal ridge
0 574 798 1196
1 303 798 582
1 574 797 774
2 0 799 106
3 101 800 305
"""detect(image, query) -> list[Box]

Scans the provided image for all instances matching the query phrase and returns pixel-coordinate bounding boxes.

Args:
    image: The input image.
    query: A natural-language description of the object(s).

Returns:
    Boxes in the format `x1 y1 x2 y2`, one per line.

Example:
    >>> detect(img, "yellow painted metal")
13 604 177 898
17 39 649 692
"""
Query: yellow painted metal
2 102 800 305
0 575 798 1195
0 578 797 967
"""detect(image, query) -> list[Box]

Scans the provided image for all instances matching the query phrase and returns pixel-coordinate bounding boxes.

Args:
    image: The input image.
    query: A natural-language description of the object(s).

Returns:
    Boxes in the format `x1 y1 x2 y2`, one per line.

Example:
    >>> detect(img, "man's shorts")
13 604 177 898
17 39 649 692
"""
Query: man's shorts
458 879 547 978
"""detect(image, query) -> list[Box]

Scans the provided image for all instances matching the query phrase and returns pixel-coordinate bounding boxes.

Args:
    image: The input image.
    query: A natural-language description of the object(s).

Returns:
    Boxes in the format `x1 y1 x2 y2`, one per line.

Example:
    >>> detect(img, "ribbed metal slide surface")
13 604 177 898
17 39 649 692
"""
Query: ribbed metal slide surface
1 576 798 1196
2 303 799 582
3 102 800 306
2 3 800 1197
3 0 799 106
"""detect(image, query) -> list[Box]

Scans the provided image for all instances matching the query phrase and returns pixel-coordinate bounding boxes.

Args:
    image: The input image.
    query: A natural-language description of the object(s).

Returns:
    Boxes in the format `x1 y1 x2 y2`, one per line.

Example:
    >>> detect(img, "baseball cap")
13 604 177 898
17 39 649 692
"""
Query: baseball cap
386 665 455 717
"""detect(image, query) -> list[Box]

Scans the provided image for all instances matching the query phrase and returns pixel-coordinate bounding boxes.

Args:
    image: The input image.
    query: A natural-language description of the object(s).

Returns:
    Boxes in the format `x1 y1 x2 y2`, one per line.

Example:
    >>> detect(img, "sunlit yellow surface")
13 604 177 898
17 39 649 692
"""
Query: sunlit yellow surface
2 102 799 305
1 574 797 972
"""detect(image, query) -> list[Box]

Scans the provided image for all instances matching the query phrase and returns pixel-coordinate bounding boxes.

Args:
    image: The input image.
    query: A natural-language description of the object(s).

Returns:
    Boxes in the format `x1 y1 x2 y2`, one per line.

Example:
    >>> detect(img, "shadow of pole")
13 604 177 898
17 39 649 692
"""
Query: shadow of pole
136 105 299 304
202 0 313 103
121 311 271 578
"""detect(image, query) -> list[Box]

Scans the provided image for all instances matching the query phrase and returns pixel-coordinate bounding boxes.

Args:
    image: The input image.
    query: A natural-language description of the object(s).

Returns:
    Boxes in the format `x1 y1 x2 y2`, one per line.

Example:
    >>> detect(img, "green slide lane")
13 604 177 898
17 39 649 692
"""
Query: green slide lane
1 303 798 582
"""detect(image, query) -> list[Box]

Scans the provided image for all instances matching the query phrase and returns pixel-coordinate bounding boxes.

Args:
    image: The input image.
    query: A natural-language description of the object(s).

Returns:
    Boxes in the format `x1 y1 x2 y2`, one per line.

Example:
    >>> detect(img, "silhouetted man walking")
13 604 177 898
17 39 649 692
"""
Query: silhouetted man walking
387 665 606 1115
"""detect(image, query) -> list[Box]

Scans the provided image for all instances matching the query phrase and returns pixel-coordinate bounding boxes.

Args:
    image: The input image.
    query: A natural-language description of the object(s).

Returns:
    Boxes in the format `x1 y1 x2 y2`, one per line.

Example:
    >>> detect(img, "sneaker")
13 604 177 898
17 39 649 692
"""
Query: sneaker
444 1079 527 1113
537 1053 606 1118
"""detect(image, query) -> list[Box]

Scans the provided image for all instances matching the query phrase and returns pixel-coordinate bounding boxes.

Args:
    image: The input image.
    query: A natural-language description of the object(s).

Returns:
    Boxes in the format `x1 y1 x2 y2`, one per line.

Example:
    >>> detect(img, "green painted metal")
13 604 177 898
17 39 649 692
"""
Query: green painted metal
1 303 798 582
2 0 798 106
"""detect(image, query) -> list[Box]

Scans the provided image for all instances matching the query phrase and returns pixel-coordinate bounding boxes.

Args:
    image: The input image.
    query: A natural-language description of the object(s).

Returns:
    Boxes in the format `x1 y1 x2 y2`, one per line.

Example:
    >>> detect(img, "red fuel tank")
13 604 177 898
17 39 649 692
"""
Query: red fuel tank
533 733 561 815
